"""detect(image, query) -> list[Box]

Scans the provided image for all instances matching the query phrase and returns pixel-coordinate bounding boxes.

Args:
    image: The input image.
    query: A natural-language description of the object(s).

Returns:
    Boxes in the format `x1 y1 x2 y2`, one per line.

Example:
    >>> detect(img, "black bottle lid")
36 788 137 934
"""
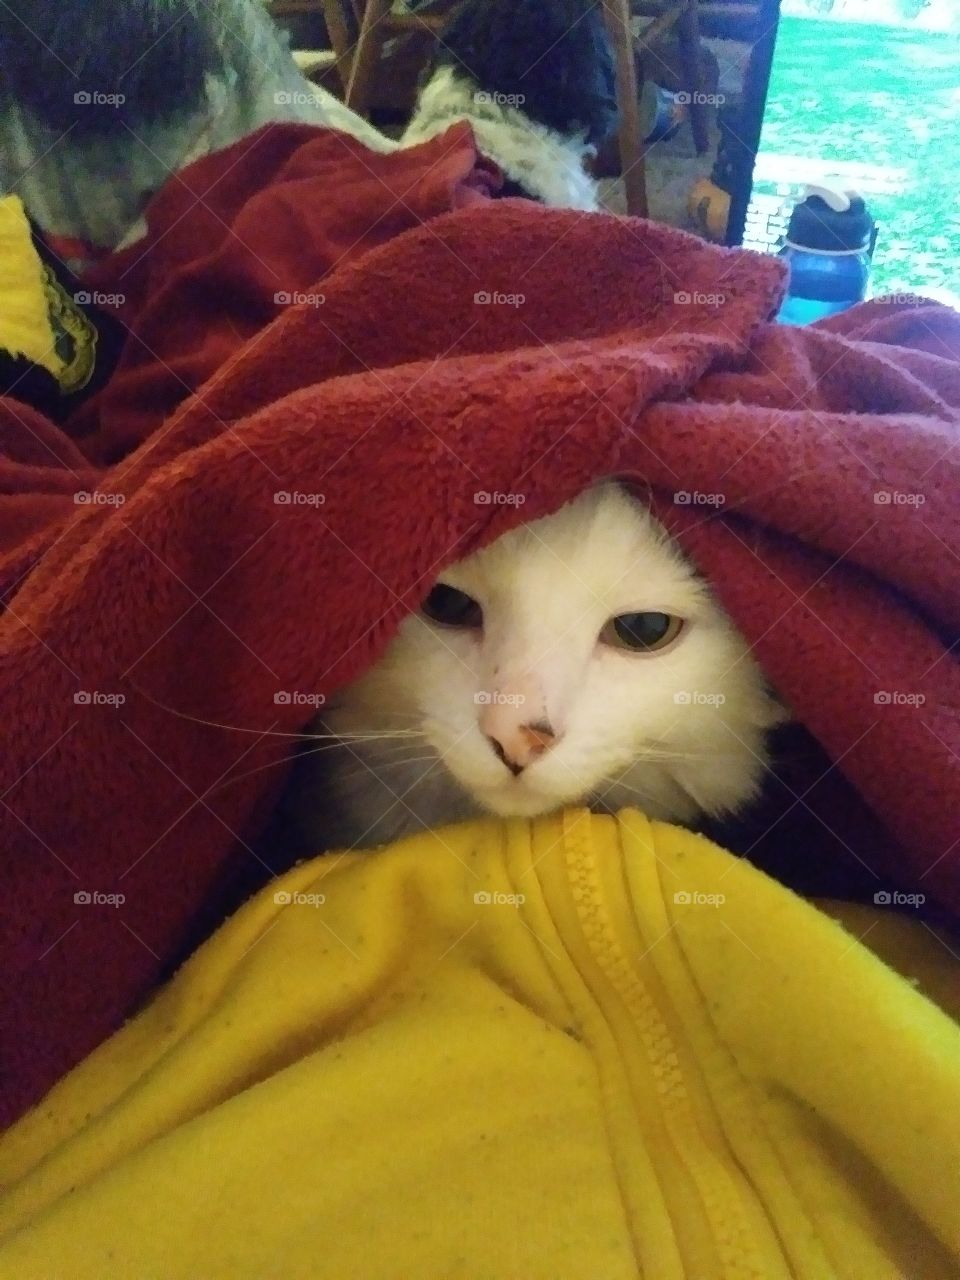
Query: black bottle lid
786 186 874 252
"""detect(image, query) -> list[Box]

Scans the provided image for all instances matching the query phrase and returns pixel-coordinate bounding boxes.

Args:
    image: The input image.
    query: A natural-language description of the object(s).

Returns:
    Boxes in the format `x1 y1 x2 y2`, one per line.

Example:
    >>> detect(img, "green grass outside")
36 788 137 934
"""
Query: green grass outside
758 15 960 299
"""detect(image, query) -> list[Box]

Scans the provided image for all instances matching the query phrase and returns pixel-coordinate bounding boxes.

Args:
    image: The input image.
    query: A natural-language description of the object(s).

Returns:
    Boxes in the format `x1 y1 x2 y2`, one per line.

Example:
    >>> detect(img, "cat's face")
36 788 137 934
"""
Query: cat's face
321 485 783 835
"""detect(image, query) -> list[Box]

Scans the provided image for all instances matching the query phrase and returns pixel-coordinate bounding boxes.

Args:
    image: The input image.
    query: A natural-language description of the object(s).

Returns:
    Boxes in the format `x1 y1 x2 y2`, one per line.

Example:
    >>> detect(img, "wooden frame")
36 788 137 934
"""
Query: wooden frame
601 0 649 217
277 2 712 220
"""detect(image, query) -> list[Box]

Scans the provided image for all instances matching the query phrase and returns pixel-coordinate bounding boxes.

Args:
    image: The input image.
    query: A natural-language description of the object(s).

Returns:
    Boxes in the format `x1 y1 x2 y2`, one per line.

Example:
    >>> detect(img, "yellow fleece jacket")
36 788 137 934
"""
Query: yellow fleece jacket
0 809 958 1279
0 194 97 393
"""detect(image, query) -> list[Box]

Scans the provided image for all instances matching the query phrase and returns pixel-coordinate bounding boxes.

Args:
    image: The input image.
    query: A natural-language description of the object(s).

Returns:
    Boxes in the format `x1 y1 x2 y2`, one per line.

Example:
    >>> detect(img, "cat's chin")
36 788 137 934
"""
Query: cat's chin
469 780 579 820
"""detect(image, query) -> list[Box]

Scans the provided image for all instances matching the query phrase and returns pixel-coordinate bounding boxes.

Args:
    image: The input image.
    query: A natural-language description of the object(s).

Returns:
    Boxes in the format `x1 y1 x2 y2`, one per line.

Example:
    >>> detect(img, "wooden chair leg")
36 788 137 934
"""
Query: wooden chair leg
677 0 711 154
344 0 392 116
600 0 648 218
320 0 357 93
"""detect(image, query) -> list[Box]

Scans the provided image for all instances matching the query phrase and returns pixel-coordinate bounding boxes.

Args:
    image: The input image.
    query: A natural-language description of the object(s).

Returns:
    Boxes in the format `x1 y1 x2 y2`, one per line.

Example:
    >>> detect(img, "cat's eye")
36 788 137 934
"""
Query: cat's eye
421 584 483 628
601 612 683 652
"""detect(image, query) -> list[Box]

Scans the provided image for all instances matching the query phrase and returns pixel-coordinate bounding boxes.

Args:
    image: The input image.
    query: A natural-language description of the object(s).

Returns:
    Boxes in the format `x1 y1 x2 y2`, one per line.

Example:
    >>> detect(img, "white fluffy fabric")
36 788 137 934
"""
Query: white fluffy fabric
0 0 398 253
402 66 602 211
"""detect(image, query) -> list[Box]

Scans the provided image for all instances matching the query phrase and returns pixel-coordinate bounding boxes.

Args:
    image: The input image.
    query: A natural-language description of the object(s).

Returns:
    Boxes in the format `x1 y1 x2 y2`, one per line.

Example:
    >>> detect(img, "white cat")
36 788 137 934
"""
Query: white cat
284 484 784 853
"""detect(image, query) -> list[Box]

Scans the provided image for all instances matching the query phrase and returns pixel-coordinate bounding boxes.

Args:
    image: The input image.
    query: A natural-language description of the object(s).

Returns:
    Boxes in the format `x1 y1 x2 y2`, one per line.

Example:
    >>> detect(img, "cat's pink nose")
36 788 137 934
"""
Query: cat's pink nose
485 720 558 776
479 677 562 775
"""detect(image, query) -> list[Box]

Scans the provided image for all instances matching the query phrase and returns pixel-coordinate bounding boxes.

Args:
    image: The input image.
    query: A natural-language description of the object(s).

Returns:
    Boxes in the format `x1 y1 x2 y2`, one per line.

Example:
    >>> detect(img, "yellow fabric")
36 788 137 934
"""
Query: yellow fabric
0 194 97 393
1 809 959 1279
0 195 60 379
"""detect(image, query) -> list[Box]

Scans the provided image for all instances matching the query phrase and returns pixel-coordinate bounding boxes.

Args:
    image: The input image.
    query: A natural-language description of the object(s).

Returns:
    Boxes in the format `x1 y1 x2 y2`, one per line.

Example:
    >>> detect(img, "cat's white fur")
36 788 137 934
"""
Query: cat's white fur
290 485 782 852
402 66 601 211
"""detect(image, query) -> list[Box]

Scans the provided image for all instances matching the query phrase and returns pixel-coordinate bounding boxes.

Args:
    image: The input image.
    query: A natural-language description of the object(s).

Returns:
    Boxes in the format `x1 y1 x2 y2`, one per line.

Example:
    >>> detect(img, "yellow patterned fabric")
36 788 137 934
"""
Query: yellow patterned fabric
1 810 958 1278
0 194 96 393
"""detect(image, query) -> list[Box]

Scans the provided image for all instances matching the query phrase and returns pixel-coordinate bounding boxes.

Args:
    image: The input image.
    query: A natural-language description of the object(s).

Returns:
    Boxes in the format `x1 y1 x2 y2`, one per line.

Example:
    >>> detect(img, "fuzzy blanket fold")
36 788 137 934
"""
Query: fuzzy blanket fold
1 123 959 1126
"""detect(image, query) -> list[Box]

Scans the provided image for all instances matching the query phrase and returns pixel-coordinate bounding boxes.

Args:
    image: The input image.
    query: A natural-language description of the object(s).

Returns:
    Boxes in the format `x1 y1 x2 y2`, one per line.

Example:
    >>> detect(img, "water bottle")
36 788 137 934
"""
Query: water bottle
777 184 875 325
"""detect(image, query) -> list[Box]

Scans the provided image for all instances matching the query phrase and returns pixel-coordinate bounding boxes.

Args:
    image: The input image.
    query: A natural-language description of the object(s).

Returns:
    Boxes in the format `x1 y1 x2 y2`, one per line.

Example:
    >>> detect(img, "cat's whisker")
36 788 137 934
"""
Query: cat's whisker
595 775 662 810
210 754 301 796
210 742 394 795
324 709 423 723
310 735 433 763
293 740 430 776
128 680 426 742
378 755 442 774
303 728 424 743
632 746 730 763
326 752 441 785
329 739 430 760
210 736 430 797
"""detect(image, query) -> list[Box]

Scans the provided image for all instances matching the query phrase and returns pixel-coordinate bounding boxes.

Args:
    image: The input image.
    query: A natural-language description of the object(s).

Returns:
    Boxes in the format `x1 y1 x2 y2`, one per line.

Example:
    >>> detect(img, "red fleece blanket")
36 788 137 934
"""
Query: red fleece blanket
2 123 959 1126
